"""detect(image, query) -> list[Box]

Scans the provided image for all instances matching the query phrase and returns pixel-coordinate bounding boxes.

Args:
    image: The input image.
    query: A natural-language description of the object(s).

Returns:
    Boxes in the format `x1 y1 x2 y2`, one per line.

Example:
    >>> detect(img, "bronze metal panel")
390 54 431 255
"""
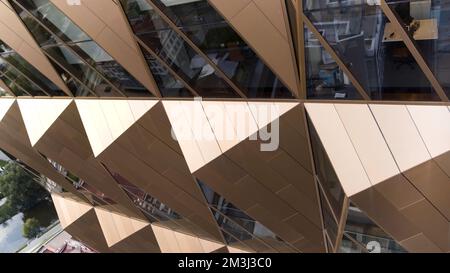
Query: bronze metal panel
400 199 450 252
403 160 450 220
374 174 424 210
98 143 224 243
49 0 159 96
0 4 71 95
435 151 450 178
400 233 442 253
351 188 420 242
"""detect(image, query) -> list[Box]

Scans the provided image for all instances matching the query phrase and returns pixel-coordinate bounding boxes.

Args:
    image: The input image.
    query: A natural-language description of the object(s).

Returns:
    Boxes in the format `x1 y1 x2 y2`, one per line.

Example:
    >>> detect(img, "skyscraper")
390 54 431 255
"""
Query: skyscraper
0 0 448 253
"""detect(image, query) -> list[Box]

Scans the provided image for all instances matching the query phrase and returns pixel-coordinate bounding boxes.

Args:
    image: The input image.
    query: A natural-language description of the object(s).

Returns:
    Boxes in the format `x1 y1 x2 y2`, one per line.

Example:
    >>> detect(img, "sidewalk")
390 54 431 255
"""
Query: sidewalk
18 221 63 253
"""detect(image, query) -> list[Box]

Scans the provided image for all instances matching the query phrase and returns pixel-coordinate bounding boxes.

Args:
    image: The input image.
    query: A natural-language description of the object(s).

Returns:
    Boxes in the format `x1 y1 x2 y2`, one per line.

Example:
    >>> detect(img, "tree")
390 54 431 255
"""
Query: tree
23 217 40 239
0 162 48 212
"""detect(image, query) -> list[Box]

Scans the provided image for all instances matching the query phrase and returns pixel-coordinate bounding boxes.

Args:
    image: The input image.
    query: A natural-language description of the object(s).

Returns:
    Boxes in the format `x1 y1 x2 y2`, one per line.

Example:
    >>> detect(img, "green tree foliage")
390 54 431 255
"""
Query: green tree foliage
22 217 40 239
0 162 49 224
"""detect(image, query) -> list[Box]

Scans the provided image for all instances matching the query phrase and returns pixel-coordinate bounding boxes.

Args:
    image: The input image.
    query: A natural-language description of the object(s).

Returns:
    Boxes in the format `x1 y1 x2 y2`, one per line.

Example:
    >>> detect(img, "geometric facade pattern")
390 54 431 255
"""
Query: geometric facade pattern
0 0 448 253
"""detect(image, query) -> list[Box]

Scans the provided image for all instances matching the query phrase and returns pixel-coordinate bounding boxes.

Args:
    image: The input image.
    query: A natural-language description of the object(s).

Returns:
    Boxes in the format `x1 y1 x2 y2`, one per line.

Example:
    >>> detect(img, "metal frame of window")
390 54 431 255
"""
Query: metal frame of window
10 0 156 98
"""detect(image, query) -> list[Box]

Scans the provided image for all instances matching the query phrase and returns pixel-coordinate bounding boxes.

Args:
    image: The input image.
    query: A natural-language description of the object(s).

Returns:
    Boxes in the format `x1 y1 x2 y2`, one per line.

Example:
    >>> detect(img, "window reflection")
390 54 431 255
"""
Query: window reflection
308 116 345 219
304 27 362 99
0 39 66 96
12 0 153 97
386 0 450 99
140 45 192 97
340 203 407 253
0 58 46 96
100 163 197 232
150 0 293 98
303 0 440 101
198 180 294 252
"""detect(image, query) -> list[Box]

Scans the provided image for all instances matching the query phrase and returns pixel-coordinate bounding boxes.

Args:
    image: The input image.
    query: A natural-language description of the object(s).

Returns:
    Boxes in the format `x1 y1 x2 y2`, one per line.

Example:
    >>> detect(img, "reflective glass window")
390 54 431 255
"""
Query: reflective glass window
198 180 294 252
151 0 294 98
120 0 239 97
13 0 152 97
386 0 450 99
304 0 440 101
304 27 362 99
0 59 46 96
343 203 407 253
308 116 345 219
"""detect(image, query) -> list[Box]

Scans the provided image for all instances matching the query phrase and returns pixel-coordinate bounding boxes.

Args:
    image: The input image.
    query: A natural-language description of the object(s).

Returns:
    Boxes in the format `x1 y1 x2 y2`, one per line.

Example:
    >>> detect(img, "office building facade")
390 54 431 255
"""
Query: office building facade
0 0 448 253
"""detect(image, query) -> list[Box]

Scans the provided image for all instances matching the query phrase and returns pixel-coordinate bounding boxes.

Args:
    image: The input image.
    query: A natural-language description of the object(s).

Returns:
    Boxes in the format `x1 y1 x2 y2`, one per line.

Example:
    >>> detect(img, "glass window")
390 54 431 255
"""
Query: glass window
308 116 345 219
0 59 46 96
102 163 187 230
44 45 122 97
45 156 116 205
198 180 294 252
120 0 240 97
47 57 94 96
150 0 294 98
140 45 192 97
338 233 367 253
386 0 450 99
304 0 440 101
304 27 362 99
13 0 153 97
343 203 407 253
13 0 90 45
1 74 29 96
319 189 339 246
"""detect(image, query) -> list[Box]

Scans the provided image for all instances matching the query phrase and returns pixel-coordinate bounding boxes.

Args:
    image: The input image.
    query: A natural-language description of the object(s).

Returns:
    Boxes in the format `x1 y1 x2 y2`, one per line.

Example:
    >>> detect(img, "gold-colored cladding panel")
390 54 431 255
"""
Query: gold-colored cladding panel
89 101 224 243
209 0 300 96
151 224 225 253
306 103 450 253
108 225 161 253
18 99 145 220
0 100 87 200
193 103 324 252
435 151 450 177
51 192 110 253
0 3 71 95
49 0 159 96
94 207 160 252
51 192 92 229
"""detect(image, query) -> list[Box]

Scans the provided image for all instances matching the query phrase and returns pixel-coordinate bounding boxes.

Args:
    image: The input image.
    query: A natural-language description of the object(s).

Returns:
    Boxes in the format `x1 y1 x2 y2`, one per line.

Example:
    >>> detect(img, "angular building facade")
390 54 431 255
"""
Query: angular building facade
0 0 448 253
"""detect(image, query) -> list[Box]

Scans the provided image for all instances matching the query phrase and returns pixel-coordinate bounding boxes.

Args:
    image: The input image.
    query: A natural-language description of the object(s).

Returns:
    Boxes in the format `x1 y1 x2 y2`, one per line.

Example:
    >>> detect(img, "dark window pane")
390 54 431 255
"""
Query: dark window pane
13 0 152 97
1 75 28 96
343 203 407 253
120 0 239 97
69 41 151 97
304 27 362 100
47 57 94 96
44 45 122 97
0 46 65 96
304 0 440 101
13 0 90 45
0 59 46 96
198 180 294 252
151 0 294 98
140 46 192 97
